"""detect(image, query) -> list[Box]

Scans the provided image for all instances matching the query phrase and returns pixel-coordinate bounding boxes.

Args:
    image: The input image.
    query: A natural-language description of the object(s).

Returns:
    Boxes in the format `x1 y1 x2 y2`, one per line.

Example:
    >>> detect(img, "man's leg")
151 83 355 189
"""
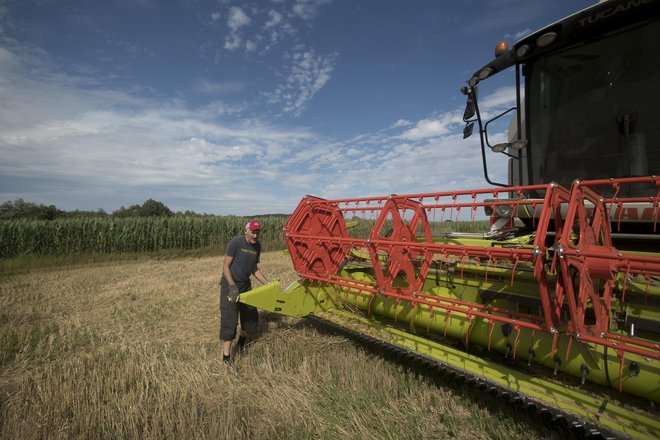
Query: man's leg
235 282 254 355
237 331 247 354
237 303 258 354
219 279 239 363
222 341 232 364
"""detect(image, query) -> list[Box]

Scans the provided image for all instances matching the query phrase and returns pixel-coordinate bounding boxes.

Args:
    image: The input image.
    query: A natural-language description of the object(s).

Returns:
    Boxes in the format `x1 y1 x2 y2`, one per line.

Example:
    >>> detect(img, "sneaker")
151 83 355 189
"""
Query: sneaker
223 354 232 365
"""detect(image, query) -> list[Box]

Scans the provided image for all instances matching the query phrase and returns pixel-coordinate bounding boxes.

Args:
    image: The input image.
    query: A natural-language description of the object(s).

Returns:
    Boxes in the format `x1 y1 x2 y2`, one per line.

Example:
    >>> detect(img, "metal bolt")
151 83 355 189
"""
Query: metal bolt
553 355 561 375
580 364 589 385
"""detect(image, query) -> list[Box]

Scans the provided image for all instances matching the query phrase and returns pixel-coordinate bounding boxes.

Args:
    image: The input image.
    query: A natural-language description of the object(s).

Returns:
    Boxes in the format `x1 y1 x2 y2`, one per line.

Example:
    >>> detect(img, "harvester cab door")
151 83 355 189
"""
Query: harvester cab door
527 18 660 198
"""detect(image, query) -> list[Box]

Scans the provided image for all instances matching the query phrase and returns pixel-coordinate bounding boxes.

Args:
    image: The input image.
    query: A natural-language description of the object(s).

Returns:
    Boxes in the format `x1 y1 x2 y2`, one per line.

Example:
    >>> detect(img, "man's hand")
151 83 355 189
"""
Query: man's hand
227 285 240 302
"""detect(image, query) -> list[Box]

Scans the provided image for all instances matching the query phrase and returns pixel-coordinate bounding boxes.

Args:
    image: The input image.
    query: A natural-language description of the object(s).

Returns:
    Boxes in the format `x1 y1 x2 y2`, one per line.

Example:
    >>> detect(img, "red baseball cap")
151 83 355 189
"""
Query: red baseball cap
246 220 262 231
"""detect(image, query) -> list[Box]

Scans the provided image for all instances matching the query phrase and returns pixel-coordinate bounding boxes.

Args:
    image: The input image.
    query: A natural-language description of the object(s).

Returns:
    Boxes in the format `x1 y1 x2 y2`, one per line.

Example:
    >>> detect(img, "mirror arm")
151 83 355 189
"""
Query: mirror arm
484 106 517 149
515 64 524 185
471 86 508 188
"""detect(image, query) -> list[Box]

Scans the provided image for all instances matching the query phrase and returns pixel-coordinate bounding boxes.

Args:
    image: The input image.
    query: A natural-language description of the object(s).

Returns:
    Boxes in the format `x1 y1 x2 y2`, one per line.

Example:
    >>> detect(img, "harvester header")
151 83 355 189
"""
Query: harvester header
240 0 660 437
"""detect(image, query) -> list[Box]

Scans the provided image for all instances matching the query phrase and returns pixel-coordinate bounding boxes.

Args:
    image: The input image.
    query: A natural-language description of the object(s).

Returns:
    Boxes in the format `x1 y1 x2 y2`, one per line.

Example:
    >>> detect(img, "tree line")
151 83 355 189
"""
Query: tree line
0 198 188 220
0 198 291 221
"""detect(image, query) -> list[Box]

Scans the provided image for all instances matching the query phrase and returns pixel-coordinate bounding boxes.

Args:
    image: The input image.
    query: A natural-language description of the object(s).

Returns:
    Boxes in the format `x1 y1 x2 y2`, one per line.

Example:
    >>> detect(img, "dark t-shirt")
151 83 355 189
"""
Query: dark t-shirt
225 236 261 283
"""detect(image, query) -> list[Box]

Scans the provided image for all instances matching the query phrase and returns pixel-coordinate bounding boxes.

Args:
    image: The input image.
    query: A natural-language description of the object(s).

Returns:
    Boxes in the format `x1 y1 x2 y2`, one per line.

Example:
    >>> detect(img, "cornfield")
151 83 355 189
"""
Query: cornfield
346 218 491 239
0 216 288 258
0 216 490 259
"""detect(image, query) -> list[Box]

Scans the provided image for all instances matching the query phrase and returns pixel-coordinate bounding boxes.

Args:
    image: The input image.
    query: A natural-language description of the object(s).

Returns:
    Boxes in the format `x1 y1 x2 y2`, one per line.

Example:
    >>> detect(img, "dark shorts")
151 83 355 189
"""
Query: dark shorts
219 277 259 341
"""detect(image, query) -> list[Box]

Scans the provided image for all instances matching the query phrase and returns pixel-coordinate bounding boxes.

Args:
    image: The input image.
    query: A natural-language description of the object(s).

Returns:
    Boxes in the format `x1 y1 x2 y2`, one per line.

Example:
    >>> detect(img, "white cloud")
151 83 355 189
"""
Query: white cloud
116 39 154 58
187 136 258 161
399 112 463 141
0 35 511 215
245 39 257 52
478 86 516 117
223 34 242 51
265 9 283 28
512 28 532 40
264 46 337 116
292 0 332 20
0 45 16 64
0 45 320 213
227 6 251 31
261 11 295 51
390 119 412 129
208 2 320 57
224 6 252 51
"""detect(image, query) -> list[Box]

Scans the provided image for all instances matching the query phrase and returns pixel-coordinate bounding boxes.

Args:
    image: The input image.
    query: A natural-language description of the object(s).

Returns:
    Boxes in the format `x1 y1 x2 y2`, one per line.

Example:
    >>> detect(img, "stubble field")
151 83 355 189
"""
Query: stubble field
0 252 561 439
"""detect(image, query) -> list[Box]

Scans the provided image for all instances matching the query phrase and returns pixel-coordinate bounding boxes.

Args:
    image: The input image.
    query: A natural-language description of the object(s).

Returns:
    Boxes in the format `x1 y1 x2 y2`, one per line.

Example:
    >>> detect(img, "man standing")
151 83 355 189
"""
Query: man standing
219 220 269 364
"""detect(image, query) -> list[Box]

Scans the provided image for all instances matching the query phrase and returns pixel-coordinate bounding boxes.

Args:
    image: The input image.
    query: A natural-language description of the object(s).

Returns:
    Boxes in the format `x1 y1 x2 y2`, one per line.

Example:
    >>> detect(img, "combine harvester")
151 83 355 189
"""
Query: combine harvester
242 0 659 437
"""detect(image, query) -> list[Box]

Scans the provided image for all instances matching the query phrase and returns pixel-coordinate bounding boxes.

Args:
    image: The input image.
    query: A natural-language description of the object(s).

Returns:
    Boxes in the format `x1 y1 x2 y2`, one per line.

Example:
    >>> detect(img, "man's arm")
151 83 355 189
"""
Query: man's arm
223 255 240 302
223 255 235 285
252 266 268 285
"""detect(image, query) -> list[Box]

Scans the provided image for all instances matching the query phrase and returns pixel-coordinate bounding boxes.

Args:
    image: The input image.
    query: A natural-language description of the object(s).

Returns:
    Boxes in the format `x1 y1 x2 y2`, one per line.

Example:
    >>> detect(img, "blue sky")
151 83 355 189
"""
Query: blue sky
0 0 593 215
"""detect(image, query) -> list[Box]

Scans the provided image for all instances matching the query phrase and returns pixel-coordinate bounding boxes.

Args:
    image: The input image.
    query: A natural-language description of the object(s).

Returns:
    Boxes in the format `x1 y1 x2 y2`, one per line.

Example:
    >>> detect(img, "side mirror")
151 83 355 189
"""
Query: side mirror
463 100 475 121
461 86 478 121
463 95 474 122
463 122 474 139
